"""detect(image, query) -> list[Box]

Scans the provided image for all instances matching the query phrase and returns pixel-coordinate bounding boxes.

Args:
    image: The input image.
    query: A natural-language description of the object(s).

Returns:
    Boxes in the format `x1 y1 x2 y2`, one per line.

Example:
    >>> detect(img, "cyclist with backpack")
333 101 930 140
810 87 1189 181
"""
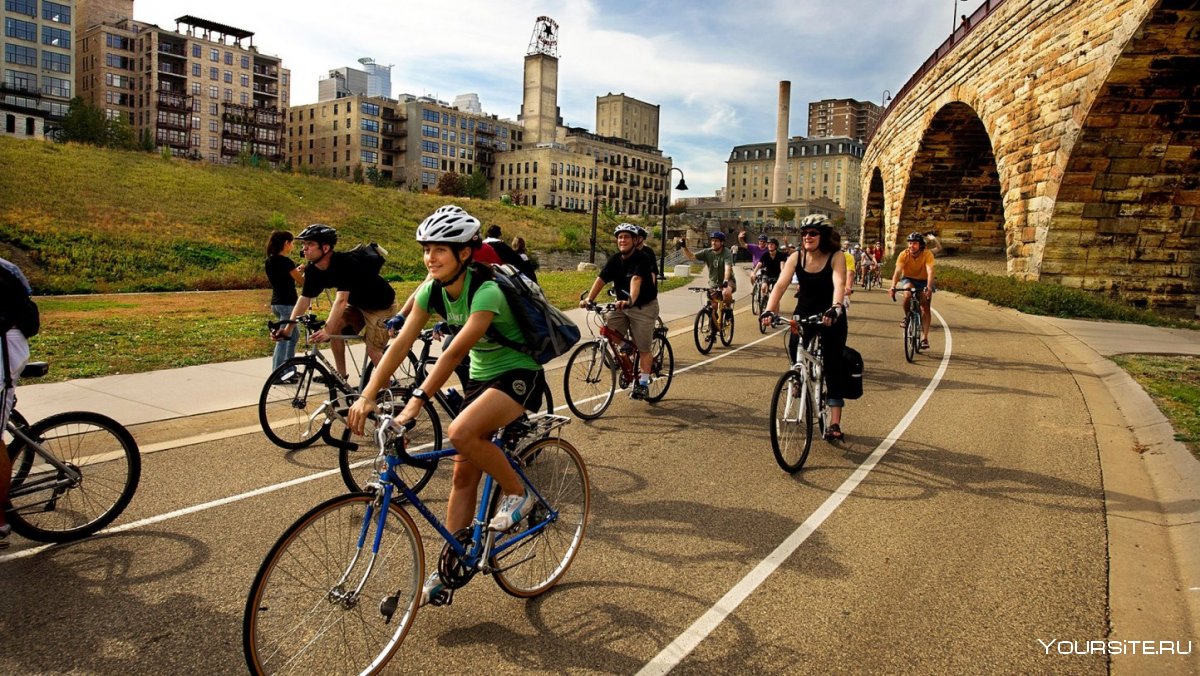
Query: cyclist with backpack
348 205 547 606
1 257 37 549
273 224 397 379
579 223 660 400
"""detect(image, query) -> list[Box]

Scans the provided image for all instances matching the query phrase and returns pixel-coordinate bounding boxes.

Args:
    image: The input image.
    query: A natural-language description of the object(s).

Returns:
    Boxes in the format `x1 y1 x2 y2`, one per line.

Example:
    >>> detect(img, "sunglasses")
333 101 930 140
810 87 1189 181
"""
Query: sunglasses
800 230 821 238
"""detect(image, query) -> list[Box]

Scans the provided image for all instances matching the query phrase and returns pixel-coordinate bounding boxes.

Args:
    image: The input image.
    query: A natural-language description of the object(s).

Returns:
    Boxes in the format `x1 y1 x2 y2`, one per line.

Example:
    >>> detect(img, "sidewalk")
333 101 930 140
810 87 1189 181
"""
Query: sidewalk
14 265 753 425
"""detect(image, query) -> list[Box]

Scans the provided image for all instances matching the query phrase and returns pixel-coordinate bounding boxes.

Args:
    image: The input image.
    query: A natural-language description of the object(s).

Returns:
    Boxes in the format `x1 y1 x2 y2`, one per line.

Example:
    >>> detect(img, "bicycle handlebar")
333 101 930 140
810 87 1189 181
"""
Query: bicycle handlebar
581 300 618 313
267 313 322 332
375 414 436 471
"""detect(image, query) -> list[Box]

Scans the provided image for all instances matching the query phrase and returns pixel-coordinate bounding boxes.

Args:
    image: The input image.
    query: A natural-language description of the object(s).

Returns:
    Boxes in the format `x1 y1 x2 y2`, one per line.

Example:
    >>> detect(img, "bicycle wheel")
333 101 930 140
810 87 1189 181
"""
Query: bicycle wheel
244 493 423 676
644 335 675 403
693 308 715 355
769 370 813 473
259 357 335 450
904 311 918 363
5 411 141 542
339 392 441 496
361 350 420 391
563 342 616 420
914 314 925 354
719 307 735 346
750 283 762 316
491 438 590 598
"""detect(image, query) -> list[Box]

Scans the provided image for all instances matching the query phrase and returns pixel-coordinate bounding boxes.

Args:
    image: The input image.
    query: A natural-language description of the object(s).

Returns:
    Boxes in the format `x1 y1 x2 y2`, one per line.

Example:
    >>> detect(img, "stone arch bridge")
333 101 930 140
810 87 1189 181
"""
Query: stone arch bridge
862 0 1198 315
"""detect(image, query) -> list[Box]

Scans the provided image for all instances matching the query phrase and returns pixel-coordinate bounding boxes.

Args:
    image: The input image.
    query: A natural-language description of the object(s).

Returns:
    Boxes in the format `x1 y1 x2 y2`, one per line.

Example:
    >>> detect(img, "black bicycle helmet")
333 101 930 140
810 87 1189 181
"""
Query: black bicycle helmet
296 223 338 246
906 231 923 242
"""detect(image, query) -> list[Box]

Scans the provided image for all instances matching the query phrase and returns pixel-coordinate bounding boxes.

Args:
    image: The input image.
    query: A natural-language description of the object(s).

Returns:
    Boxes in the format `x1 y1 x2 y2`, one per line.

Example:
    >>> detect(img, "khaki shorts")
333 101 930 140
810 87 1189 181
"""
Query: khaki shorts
343 304 398 354
605 299 659 352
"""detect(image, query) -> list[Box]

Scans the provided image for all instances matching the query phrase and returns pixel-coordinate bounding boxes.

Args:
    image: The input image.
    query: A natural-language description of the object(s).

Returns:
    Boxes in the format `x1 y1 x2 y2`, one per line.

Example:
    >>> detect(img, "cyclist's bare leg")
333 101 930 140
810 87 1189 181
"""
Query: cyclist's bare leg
723 287 734 306
331 336 348 377
830 405 842 427
638 350 653 377
902 287 914 324
444 388 527 531
919 290 933 341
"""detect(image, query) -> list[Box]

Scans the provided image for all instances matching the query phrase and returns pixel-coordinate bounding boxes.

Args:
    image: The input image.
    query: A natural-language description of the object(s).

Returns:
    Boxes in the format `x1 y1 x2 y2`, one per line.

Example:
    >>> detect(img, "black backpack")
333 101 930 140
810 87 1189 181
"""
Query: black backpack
345 242 387 276
0 261 39 338
841 346 864 399
427 264 580 365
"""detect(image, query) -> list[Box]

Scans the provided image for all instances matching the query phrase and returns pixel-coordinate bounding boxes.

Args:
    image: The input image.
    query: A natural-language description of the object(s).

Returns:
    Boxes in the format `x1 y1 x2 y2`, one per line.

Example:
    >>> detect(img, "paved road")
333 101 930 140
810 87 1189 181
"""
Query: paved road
2 288 1196 674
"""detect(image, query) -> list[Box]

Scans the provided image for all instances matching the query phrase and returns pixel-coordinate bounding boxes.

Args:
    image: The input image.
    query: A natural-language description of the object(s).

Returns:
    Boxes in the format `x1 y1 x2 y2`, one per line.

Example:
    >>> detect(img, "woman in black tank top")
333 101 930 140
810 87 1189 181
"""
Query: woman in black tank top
761 217 850 441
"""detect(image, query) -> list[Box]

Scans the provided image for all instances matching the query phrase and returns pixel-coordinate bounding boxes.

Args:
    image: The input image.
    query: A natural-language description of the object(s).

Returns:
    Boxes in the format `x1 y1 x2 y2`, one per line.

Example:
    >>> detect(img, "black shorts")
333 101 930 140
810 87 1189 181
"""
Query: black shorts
463 368 546 412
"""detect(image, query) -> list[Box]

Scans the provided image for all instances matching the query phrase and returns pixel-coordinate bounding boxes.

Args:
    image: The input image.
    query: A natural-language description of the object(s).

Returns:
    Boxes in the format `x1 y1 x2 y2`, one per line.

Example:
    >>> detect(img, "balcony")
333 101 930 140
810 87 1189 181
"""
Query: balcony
156 89 190 112
156 116 188 132
157 45 187 59
158 64 186 78
252 65 279 78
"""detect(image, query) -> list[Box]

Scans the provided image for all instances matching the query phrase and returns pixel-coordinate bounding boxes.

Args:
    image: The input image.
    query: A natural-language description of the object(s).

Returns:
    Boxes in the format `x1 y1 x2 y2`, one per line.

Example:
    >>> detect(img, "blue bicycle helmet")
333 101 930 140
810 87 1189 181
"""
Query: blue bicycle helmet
709 231 727 241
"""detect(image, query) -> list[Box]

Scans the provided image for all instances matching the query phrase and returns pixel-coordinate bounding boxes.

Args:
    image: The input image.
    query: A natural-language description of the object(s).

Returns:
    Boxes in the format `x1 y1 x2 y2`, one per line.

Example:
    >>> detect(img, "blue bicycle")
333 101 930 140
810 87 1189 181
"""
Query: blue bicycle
242 412 590 675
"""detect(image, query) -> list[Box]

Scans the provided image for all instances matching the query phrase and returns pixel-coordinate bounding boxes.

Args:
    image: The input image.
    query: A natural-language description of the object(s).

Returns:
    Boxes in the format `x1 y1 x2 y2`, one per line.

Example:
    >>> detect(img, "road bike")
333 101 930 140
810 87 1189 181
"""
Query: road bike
338 324 554 494
751 274 777 334
563 303 674 420
258 314 379 450
860 262 880 291
243 411 589 675
690 286 734 354
892 286 927 362
764 313 829 473
4 361 141 543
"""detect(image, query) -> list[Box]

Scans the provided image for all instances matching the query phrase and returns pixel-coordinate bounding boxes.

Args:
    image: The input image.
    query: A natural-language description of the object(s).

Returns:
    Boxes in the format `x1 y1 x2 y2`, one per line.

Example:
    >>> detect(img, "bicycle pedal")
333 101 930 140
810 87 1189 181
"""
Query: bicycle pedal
429 589 454 607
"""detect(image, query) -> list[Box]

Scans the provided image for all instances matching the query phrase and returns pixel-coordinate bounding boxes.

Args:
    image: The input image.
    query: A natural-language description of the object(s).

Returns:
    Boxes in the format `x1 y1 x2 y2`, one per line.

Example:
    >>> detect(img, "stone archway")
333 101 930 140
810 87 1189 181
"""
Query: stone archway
862 168 885 246
898 102 1005 257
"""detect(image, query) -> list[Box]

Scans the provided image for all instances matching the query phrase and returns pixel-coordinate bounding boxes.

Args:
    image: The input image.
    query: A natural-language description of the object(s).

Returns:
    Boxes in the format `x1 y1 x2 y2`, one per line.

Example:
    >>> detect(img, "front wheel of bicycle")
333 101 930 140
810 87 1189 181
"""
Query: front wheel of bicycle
259 357 336 450
904 312 919 363
563 342 616 420
243 493 424 676
694 309 715 355
644 335 675 403
5 411 141 542
491 438 590 598
720 307 735 346
769 370 813 473
339 392 441 496
750 283 763 316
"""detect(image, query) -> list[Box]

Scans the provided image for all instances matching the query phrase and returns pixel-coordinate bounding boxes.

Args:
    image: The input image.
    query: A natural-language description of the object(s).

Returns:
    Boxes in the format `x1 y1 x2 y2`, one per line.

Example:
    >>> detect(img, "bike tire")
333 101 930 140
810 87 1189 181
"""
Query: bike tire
769 370 813 473
243 493 424 676
750 284 762 316
644 335 675 403
694 309 715 355
720 307 735 346
491 438 590 598
563 342 616 420
361 350 420 391
339 393 441 496
904 313 918 363
258 357 336 450
5 411 141 543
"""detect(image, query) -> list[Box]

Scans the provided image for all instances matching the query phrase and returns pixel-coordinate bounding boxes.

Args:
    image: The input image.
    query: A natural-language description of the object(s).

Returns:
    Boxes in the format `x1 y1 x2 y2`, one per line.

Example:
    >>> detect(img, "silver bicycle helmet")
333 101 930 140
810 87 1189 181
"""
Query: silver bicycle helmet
614 223 640 237
416 206 481 244
800 214 830 228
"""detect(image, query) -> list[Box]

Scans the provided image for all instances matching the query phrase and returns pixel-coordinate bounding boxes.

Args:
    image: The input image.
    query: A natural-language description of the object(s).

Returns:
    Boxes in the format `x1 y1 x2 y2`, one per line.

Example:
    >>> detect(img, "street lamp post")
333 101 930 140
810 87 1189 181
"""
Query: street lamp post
882 89 892 108
660 167 688 276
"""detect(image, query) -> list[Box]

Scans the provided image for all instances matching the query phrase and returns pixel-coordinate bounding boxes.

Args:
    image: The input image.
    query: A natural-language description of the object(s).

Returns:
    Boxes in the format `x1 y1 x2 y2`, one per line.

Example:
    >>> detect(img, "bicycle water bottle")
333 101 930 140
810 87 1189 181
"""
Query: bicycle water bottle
445 388 463 414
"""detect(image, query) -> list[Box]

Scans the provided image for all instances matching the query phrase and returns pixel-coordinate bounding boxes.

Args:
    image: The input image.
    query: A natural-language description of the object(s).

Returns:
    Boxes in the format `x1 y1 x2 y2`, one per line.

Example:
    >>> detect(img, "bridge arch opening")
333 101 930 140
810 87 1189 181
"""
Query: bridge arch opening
1042 3 1199 315
898 102 1005 259
863 168 885 246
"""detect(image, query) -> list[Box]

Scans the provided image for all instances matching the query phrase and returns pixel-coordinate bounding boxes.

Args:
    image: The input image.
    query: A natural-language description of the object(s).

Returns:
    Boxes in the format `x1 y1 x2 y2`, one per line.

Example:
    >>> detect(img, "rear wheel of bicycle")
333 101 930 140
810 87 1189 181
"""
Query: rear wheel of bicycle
339 393 441 496
644 334 675 403
694 308 715 354
563 342 616 420
259 357 335 450
491 438 590 598
904 312 919 362
769 370 813 473
361 350 420 391
750 283 763 316
720 307 735 346
243 493 423 676
5 411 141 542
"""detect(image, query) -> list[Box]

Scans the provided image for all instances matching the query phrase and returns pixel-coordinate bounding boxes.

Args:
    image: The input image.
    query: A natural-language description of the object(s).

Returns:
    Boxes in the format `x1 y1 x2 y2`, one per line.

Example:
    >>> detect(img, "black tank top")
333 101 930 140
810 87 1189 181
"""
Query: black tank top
793 251 834 316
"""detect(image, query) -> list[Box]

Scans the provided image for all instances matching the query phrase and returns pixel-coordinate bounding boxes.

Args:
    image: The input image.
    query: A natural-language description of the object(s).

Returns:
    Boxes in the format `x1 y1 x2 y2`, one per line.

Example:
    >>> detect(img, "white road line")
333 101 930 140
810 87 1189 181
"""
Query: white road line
0 328 780 563
638 308 953 675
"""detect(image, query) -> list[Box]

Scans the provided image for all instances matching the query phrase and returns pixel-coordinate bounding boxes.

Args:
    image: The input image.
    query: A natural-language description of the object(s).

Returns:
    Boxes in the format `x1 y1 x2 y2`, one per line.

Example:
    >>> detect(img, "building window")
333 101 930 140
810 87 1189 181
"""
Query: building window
192 44 201 57
42 1 70 23
422 108 438 122
41 75 70 98
192 63 201 76
361 150 378 164
4 44 35 66
209 48 219 62
208 85 218 99
240 55 249 69
209 67 218 80
224 70 232 84
361 119 379 133
4 0 36 17
209 103 218 115
361 134 378 148
361 102 380 117
5 18 37 41
224 51 233 65
240 74 249 87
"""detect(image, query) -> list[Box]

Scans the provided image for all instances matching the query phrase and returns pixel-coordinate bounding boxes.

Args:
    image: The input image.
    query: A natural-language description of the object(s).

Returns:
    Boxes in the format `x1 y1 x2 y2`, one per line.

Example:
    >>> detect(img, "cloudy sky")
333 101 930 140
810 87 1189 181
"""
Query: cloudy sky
144 0 984 195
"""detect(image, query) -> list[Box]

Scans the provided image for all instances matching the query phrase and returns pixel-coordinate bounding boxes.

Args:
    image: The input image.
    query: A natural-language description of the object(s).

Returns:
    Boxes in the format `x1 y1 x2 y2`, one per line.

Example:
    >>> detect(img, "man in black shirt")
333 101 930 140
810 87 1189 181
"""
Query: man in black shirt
580 223 660 399
276 224 397 378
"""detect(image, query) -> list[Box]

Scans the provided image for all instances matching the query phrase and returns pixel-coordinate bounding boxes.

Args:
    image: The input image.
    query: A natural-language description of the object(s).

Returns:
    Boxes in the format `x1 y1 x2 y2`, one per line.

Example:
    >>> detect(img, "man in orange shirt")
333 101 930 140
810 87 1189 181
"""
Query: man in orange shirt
889 231 935 349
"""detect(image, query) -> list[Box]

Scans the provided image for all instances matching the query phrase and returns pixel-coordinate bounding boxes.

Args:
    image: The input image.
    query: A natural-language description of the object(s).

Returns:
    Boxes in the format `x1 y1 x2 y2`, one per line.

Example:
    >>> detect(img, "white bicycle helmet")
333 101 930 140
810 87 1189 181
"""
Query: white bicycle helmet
416 205 481 244
614 222 640 237
800 214 831 228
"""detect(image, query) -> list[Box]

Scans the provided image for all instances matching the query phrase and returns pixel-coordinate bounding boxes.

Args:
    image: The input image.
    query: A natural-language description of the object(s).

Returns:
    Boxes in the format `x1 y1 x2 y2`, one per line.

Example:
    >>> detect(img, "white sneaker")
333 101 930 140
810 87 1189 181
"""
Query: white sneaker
488 489 532 532
420 572 446 607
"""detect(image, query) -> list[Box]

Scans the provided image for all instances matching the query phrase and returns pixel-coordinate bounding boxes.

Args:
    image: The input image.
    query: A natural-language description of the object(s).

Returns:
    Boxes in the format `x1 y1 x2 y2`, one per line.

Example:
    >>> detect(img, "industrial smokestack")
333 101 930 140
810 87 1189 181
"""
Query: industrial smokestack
772 81 790 204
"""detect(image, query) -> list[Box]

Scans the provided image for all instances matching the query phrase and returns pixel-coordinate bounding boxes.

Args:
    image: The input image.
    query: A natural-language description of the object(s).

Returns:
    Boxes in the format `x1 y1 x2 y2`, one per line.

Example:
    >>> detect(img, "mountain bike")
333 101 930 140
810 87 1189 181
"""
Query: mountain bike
243 412 589 675
338 324 554 494
563 303 674 420
690 286 734 354
764 313 829 473
891 286 926 362
4 361 141 543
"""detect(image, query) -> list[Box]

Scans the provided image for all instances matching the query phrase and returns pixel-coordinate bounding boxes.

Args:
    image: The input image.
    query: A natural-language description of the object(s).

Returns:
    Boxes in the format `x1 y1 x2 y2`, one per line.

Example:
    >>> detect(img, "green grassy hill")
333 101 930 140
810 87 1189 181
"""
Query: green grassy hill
0 136 597 293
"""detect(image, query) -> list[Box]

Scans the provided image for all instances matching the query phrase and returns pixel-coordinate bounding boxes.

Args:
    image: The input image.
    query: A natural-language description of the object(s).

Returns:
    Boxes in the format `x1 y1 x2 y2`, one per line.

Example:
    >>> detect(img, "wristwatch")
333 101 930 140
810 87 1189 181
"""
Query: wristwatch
410 388 431 402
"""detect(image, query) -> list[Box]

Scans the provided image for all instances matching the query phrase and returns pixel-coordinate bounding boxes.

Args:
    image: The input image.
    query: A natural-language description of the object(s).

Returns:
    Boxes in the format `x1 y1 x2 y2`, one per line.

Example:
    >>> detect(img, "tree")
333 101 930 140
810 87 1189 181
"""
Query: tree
464 169 490 199
352 164 365 184
773 206 796 229
60 97 107 145
667 199 688 215
437 171 465 197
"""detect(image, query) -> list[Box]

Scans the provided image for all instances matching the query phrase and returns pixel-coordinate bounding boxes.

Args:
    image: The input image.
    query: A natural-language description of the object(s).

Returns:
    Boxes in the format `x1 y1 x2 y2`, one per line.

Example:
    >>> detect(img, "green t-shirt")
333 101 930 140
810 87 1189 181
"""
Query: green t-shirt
696 248 733 287
415 270 540 381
